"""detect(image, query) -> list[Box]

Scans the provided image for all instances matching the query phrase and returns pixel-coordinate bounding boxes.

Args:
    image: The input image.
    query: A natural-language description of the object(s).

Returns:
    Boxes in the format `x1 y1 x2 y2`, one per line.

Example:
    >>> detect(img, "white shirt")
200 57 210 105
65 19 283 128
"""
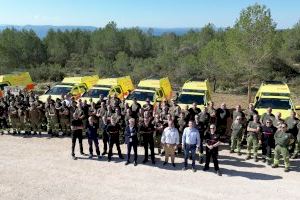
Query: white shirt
161 127 179 145
63 99 72 107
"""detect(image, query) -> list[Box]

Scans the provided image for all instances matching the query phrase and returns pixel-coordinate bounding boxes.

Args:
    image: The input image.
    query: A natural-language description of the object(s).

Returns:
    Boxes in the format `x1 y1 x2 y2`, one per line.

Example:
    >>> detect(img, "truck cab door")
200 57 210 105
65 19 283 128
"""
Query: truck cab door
155 89 163 102
71 86 79 96
79 85 87 94
110 86 122 99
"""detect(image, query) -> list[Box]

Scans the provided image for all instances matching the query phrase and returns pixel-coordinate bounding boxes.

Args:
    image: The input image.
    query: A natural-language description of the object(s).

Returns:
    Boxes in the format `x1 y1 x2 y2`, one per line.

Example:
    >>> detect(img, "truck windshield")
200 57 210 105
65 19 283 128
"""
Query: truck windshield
127 91 154 101
82 89 109 98
45 86 72 95
178 94 204 105
255 98 291 110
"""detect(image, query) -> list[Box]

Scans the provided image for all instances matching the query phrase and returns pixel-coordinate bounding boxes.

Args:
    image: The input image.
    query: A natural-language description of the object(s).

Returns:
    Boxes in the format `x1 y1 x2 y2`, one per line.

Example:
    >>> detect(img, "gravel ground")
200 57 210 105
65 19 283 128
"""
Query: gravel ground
0 134 300 200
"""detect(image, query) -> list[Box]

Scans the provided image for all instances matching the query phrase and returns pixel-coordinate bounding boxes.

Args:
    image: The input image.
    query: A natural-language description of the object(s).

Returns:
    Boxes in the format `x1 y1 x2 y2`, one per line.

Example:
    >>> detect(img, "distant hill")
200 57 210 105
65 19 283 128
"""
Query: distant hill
0 25 199 38
0 25 97 38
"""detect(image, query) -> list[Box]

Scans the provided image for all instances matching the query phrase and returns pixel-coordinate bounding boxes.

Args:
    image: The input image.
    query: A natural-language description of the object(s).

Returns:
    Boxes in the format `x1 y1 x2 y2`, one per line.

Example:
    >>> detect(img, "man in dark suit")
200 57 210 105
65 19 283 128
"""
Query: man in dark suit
125 118 138 166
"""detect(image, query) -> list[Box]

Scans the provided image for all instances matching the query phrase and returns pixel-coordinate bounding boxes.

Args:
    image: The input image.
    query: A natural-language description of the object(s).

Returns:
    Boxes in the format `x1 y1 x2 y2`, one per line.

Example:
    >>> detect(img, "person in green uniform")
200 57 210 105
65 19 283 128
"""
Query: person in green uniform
260 107 275 126
230 116 244 155
246 114 261 162
8 102 19 134
285 111 299 156
177 112 187 155
169 99 181 119
152 113 164 154
291 122 300 159
244 103 258 123
47 103 59 137
28 103 42 135
232 105 245 121
272 123 294 172
17 105 25 135
273 112 284 129
59 102 70 136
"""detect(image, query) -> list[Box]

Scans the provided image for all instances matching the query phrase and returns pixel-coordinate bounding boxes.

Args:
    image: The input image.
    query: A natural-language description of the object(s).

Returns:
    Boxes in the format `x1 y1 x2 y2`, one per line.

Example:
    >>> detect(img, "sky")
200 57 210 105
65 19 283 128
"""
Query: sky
0 0 299 29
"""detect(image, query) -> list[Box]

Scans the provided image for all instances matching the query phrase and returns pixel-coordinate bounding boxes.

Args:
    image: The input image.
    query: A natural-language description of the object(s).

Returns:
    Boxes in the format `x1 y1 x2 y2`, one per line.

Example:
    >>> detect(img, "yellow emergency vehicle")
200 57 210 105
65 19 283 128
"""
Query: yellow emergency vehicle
39 75 99 102
80 76 134 103
0 72 34 97
126 77 172 107
177 79 212 110
254 81 299 119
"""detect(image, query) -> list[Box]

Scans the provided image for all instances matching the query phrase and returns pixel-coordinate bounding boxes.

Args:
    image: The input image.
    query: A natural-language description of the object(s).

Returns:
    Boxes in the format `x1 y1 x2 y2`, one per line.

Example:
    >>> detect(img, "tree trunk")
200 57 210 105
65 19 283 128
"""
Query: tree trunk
213 77 216 92
247 79 252 103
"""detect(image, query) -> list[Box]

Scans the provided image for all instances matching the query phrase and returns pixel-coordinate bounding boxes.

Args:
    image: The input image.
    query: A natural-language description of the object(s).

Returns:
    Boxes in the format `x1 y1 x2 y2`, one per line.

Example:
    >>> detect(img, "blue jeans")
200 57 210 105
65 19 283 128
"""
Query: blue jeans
184 144 197 168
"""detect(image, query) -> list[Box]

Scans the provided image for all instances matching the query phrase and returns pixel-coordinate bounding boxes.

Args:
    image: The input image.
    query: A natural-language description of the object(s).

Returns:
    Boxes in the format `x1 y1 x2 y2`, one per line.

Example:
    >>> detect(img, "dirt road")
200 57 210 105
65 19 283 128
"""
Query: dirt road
0 134 299 200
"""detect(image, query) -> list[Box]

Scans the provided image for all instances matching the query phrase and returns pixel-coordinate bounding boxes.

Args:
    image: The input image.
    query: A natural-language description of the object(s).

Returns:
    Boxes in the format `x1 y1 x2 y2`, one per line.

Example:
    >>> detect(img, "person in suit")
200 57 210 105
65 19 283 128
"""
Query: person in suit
125 118 139 166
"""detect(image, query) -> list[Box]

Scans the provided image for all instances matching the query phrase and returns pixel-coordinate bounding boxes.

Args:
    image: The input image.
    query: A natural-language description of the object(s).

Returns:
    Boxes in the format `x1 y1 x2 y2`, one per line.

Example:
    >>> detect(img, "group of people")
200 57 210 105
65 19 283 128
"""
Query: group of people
1 90 299 174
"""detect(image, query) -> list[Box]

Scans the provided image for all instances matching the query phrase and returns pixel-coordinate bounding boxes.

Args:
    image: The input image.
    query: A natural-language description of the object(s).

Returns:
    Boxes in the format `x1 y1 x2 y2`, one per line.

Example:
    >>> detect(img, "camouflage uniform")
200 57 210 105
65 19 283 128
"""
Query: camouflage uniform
152 118 164 154
28 105 42 134
273 130 294 171
260 113 275 125
246 121 261 160
17 107 25 134
292 123 300 158
285 116 299 155
230 122 244 154
59 106 70 135
47 106 60 135
8 104 19 134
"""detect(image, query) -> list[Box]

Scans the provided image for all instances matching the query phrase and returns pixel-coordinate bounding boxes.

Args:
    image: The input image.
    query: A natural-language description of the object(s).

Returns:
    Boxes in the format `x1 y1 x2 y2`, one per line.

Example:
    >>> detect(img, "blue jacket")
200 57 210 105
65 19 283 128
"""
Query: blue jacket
125 126 138 144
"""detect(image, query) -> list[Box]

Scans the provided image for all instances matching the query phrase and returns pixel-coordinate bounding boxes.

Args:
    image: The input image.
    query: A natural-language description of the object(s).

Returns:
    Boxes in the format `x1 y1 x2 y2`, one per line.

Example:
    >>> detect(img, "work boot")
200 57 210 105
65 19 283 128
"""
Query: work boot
89 154 93 159
267 160 272 165
172 163 176 168
284 168 289 172
246 155 251 160
230 150 234 154
262 158 266 163
125 161 130 165
142 159 148 164
102 152 107 156
182 167 187 171
134 161 138 166
163 161 167 166
272 164 278 168
238 152 242 156
203 167 209 171
254 156 258 162
199 157 204 164
216 170 222 176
